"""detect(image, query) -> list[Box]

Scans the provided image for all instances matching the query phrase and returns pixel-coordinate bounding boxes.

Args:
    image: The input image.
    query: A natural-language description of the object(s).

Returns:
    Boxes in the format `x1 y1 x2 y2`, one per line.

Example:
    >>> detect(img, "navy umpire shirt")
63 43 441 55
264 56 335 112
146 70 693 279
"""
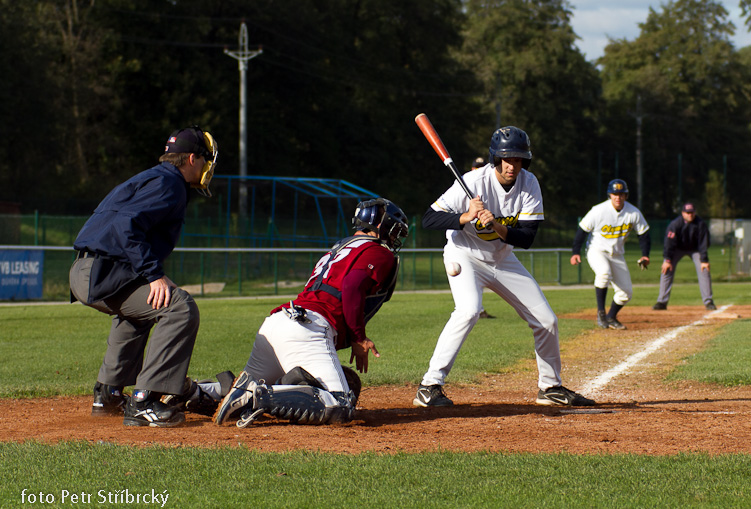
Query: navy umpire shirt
73 162 190 285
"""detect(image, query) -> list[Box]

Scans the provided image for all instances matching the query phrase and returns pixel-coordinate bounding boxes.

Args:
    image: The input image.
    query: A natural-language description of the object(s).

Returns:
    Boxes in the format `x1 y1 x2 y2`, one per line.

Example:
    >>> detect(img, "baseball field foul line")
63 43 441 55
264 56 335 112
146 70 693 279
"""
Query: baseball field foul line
580 305 732 396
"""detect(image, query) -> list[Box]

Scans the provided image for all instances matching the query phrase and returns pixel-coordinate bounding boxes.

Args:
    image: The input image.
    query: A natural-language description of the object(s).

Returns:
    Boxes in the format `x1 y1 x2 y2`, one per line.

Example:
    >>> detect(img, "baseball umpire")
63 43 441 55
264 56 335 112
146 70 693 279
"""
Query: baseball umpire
69 126 217 427
571 179 651 330
211 198 408 427
653 202 715 311
413 126 594 408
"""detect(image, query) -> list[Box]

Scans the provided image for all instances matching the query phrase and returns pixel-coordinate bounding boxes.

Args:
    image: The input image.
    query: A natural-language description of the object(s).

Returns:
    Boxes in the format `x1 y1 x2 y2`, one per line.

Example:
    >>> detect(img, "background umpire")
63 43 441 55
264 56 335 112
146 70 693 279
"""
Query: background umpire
69 126 217 427
653 202 716 311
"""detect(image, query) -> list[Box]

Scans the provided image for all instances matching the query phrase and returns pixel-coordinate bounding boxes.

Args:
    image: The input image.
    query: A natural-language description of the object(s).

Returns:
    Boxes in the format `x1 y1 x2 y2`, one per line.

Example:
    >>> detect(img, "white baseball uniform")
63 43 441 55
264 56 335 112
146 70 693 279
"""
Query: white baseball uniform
579 199 650 304
420 165 562 390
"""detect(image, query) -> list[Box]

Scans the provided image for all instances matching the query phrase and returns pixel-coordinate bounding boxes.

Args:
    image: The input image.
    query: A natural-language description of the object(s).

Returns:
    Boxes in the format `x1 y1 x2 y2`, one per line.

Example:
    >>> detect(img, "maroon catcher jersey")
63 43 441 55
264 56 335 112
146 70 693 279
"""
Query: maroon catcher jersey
272 235 397 349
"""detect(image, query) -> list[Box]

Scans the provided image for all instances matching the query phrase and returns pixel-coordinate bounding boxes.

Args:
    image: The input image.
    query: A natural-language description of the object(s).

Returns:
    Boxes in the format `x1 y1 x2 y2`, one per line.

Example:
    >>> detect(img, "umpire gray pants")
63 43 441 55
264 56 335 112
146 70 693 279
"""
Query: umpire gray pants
69 257 199 395
655 250 713 306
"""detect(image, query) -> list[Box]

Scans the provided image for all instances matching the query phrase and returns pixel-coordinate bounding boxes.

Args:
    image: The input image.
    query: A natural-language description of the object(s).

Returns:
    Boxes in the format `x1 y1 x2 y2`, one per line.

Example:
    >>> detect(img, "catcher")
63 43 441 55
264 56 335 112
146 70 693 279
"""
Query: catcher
184 198 408 426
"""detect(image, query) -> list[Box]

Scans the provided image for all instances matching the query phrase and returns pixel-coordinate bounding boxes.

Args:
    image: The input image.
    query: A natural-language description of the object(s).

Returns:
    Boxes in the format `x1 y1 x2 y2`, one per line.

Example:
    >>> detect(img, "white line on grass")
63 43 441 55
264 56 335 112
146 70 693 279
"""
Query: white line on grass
581 304 732 395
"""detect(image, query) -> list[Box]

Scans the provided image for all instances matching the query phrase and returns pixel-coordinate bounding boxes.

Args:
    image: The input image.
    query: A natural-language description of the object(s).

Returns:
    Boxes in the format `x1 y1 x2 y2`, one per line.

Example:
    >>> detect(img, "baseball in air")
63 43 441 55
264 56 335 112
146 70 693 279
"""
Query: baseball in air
445 262 462 277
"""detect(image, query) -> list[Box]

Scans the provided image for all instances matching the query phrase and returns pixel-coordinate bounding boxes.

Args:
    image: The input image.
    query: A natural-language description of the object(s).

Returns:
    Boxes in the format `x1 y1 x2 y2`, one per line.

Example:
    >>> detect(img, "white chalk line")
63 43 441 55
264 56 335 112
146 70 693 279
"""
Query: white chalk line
580 304 733 396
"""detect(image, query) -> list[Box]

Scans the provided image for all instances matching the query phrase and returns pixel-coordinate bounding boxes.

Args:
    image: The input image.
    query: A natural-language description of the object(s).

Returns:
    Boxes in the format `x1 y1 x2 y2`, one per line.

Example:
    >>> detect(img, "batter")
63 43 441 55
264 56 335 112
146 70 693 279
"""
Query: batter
571 179 651 330
414 126 595 408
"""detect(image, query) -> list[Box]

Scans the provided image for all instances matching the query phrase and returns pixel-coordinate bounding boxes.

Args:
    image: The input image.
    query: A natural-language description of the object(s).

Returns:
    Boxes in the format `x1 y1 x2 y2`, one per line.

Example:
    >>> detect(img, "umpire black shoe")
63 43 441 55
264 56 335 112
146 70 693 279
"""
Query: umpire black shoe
413 384 454 407
653 302 667 310
536 386 595 406
123 390 185 428
91 382 125 416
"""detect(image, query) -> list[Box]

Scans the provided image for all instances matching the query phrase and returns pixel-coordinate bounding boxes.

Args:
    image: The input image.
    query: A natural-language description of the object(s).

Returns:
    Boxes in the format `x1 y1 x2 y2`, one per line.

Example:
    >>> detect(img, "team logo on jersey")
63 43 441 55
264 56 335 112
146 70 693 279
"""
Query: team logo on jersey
600 223 633 238
475 212 519 241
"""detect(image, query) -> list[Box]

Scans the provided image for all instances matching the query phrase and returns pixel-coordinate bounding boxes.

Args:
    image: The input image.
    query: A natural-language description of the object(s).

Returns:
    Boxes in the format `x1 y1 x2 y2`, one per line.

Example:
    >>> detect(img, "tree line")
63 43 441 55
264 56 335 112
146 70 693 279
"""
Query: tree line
2 0 751 228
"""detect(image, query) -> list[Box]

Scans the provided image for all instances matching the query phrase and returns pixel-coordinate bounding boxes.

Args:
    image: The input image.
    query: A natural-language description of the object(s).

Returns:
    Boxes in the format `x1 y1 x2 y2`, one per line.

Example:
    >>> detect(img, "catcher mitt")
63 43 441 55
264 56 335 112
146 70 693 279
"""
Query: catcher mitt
341 365 362 404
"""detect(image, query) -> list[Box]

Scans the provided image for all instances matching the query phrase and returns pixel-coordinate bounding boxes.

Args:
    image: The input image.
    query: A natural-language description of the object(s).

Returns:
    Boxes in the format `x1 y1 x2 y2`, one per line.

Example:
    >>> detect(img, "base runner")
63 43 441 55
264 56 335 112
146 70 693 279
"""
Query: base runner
571 179 651 330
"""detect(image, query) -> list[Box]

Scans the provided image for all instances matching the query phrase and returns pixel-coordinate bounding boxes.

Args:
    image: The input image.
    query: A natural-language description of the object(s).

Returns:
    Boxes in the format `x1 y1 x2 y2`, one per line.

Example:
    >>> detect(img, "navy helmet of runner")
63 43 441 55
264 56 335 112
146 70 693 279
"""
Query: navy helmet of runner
606 179 629 197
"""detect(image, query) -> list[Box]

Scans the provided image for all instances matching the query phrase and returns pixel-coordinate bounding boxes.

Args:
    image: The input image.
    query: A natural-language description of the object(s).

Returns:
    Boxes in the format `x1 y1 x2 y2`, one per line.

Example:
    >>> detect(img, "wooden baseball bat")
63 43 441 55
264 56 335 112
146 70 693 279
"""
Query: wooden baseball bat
415 113 475 201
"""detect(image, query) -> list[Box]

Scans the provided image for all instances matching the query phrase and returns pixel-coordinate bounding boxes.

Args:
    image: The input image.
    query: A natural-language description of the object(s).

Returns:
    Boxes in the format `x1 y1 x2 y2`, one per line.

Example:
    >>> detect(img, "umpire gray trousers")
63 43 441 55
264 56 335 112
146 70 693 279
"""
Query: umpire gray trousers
69 257 199 395
655 250 713 306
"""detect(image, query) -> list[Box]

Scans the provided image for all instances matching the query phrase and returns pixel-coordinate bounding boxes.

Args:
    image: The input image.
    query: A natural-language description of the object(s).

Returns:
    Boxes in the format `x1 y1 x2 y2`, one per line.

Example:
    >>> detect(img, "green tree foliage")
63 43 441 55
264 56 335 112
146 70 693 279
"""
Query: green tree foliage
4 0 751 229
704 168 736 218
599 0 751 217
0 0 476 218
458 0 602 218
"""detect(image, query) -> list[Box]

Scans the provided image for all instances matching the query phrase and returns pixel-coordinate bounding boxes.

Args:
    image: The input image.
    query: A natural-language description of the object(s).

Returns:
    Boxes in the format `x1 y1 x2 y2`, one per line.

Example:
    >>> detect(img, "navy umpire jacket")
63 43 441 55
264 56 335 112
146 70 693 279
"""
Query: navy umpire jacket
73 162 190 302
663 215 710 264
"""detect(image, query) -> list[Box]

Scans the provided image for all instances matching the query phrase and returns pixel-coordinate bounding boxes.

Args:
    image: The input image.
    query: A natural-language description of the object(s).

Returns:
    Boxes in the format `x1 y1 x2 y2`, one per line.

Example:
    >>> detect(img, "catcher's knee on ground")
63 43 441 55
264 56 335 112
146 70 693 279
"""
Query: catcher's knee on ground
278 365 361 405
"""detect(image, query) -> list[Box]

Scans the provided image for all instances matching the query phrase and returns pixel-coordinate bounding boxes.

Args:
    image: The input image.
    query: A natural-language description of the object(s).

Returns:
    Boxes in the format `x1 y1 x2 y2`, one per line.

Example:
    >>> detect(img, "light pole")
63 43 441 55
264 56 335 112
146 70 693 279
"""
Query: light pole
225 22 262 218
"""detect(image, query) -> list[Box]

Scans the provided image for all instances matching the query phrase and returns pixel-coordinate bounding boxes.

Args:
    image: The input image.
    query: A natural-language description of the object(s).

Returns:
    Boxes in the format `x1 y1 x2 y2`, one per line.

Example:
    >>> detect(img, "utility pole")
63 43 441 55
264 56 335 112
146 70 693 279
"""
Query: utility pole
635 94 644 211
225 22 262 218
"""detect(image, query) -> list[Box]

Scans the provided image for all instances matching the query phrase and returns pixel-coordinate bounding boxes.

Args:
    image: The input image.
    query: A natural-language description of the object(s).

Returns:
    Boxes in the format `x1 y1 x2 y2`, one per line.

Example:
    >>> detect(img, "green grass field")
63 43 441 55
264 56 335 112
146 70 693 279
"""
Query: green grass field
2 283 751 507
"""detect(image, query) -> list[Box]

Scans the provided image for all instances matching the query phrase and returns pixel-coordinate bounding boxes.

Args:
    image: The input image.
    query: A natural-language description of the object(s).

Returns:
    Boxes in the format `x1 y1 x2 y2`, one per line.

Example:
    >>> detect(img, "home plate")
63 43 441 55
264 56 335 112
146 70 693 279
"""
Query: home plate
559 409 617 414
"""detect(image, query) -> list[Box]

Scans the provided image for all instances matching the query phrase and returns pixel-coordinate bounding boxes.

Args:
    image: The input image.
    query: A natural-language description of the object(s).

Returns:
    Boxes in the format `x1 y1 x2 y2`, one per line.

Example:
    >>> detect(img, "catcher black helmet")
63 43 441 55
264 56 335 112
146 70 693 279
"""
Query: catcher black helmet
607 179 629 196
352 198 409 252
489 126 532 169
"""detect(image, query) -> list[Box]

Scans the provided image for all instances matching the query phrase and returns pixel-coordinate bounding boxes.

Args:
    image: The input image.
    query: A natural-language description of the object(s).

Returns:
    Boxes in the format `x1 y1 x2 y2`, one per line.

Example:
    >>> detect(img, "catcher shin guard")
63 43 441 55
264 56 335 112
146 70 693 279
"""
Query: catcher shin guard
236 385 356 428
341 365 362 404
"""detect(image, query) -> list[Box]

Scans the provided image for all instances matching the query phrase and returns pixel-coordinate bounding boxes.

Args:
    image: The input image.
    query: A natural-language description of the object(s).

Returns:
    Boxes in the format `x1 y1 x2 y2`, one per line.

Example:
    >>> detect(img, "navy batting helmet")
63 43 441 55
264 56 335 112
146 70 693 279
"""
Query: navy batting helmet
353 198 409 252
607 179 629 196
489 126 532 169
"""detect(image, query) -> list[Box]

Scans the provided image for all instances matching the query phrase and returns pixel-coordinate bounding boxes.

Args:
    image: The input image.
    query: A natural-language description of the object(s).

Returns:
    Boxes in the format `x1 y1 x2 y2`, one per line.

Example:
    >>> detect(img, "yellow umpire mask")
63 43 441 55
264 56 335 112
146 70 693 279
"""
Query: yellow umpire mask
196 130 218 197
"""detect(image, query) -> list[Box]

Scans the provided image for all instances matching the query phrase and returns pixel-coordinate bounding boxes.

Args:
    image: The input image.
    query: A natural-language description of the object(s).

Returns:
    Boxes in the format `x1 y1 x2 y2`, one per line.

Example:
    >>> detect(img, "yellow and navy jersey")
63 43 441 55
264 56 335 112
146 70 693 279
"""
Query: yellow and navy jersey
430 165 544 262
579 199 649 255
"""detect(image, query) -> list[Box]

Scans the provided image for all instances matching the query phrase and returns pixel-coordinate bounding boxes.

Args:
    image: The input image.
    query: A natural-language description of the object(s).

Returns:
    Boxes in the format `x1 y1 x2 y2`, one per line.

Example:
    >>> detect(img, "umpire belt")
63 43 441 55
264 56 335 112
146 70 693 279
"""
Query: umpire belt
76 250 102 260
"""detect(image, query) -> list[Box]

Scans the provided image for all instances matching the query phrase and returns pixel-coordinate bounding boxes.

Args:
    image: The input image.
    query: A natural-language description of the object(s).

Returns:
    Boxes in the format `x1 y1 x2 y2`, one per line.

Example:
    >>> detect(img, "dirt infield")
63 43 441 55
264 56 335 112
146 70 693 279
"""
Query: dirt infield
2 305 751 455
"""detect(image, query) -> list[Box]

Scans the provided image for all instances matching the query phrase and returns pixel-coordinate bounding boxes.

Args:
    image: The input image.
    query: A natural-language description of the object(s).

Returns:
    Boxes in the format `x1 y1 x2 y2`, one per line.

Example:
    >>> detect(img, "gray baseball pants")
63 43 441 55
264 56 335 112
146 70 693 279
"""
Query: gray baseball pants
655 250 713 306
69 257 199 395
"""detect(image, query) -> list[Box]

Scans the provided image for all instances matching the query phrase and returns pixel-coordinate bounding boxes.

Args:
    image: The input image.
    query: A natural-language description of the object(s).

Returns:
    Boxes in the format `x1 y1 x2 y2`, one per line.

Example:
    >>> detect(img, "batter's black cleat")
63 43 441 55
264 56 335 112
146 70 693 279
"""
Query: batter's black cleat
653 302 667 310
123 390 185 428
413 384 454 407
596 310 609 329
607 316 627 330
536 386 595 406
91 382 125 416
705 301 717 310
478 310 495 319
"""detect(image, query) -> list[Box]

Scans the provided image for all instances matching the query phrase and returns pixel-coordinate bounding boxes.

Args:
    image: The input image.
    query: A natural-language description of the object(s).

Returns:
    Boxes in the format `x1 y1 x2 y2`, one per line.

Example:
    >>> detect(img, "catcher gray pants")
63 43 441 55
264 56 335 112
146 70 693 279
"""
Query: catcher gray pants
655 250 713 306
69 257 199 395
